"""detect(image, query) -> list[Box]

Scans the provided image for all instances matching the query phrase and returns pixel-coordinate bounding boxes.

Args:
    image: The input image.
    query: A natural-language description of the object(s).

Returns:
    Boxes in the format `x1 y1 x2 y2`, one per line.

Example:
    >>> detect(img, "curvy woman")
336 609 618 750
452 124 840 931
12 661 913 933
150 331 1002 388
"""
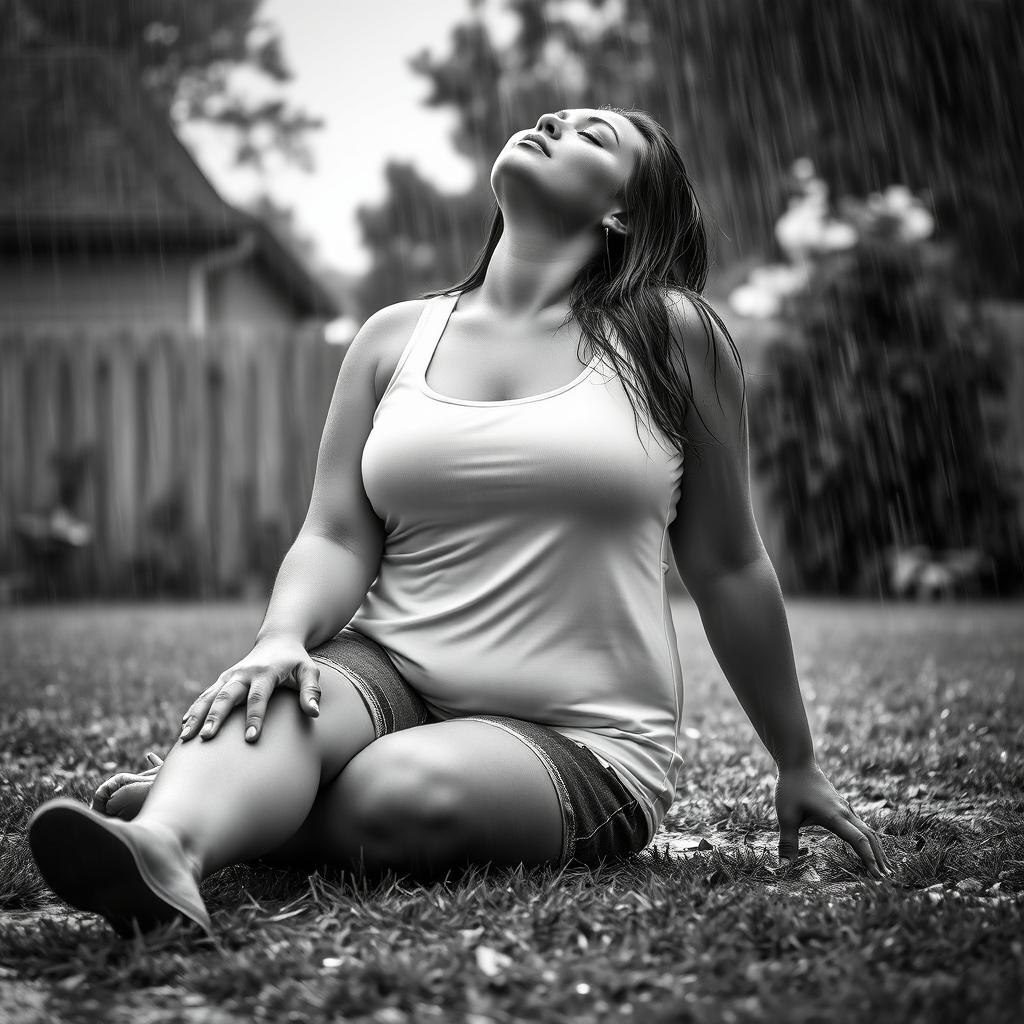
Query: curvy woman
28 107 892 937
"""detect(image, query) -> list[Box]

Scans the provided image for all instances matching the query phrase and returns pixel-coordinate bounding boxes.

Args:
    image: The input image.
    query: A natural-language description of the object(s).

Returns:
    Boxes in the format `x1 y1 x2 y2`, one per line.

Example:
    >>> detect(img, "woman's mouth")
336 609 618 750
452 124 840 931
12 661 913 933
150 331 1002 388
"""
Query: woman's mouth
516 133 550 156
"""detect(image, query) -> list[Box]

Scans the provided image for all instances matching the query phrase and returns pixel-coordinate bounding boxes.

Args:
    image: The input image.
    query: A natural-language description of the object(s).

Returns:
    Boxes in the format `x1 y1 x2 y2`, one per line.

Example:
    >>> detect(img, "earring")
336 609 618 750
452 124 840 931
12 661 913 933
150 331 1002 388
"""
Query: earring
604 225 612 279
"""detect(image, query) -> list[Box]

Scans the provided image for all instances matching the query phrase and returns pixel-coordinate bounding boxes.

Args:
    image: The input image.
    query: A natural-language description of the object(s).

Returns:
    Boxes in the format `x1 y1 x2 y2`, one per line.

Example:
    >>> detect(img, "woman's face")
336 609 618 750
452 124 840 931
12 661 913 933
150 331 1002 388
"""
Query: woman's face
491 108 643 229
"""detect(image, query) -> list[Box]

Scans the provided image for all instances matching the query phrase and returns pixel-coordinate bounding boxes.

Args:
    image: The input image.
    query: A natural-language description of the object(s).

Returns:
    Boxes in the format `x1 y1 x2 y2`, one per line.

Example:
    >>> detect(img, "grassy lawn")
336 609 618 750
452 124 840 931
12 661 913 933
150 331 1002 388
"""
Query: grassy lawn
1 598 1022 1023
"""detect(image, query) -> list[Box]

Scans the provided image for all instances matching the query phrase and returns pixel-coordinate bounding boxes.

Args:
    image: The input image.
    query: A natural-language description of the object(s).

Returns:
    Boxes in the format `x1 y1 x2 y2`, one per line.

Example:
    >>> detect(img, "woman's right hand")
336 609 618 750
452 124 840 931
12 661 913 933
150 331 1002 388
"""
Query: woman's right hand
179 636 322 744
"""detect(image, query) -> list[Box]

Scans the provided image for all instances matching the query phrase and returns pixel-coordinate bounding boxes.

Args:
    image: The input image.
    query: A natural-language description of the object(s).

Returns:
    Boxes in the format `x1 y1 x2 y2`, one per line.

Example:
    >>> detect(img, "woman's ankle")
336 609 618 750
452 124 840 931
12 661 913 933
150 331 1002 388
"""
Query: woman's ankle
130 815 205 884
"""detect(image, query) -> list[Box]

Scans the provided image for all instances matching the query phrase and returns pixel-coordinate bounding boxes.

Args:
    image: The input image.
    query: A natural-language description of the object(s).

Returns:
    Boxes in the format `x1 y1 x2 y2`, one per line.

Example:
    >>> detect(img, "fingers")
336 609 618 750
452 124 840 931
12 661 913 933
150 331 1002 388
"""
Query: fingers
778 819 801 862
93 771 155 814
92 771 137 813
841 797 892 875
180 659 318 744
91 753 165 819
194 678 250 741
244 663 321 741
863 825 892 875
105 781 153 821
179 682 222 742
298 663 321 718
243 673 281 743
826 812 886 879
845 809 893 875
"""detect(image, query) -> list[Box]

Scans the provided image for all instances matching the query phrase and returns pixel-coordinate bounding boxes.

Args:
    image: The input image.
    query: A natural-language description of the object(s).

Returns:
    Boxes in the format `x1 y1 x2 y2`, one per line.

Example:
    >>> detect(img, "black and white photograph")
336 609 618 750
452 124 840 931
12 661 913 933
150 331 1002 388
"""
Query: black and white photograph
1 1 1022 1021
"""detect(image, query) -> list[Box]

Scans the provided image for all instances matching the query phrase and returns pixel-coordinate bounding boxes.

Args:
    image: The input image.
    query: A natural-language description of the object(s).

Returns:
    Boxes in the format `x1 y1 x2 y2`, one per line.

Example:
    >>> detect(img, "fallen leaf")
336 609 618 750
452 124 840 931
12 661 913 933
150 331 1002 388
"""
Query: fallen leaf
475 945 512 977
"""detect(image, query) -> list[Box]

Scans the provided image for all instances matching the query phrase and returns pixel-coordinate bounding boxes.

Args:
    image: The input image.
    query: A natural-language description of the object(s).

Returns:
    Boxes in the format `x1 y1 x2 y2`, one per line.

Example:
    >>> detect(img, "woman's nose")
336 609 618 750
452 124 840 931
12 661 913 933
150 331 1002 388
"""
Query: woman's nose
535 112 563 138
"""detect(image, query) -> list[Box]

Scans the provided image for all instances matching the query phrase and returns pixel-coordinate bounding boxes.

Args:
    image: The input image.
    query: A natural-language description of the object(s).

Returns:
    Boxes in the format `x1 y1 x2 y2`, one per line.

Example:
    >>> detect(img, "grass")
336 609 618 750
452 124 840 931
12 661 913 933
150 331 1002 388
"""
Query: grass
1 597 1022 1023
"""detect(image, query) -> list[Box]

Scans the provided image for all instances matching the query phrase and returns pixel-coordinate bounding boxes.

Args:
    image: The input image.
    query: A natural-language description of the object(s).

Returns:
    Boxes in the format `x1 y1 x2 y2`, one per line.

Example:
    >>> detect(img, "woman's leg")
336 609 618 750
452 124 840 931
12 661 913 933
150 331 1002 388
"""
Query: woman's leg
132 662 377 878
266 718 566 881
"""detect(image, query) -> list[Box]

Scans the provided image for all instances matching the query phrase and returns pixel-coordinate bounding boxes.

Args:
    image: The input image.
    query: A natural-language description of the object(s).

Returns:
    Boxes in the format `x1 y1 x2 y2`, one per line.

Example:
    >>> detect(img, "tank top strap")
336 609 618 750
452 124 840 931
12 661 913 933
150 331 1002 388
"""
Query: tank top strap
397 293 459 382
377 293 460 412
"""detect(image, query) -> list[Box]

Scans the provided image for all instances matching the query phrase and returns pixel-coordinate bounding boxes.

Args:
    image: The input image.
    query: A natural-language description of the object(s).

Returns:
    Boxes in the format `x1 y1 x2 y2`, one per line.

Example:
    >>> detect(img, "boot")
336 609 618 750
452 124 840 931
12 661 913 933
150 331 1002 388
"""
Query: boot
28 798 213 938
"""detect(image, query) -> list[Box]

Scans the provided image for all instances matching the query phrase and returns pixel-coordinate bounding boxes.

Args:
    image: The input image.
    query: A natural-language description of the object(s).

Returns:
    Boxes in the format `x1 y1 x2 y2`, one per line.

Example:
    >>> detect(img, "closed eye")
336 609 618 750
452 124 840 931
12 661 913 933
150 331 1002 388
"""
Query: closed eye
579 130 604 147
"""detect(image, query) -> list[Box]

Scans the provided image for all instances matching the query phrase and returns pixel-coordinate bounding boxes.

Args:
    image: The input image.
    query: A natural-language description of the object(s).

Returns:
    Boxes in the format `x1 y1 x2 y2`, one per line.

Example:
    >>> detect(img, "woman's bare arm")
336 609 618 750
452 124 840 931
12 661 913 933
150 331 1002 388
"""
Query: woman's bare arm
254 535 381 651
664 293 889 877
664 292 814 769
254 300 427 650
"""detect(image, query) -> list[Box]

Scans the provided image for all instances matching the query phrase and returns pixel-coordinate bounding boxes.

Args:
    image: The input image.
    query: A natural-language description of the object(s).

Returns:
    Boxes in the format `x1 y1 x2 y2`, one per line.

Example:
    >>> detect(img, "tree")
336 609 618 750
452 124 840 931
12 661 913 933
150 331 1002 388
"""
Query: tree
353 0 596 311
610 0 1024 296
355 0 1023 312
2 0 323 172
353 163 494 322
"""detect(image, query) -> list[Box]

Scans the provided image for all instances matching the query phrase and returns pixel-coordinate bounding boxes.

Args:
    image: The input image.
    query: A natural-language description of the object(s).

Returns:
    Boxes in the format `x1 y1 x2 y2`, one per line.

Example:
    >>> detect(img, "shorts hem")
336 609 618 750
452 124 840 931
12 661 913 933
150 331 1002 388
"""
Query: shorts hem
309 655 387 737
453 715 576 868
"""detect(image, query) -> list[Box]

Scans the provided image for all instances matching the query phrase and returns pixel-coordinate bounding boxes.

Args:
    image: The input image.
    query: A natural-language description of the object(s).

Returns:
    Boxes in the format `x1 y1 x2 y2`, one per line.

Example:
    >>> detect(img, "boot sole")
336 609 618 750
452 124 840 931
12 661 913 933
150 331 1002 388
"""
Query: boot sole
28 798 213 938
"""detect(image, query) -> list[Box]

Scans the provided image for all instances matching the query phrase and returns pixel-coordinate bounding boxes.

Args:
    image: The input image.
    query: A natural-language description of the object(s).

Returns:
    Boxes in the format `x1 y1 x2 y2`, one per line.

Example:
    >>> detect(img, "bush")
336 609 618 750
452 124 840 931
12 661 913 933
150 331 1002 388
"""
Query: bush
738 171 1024 596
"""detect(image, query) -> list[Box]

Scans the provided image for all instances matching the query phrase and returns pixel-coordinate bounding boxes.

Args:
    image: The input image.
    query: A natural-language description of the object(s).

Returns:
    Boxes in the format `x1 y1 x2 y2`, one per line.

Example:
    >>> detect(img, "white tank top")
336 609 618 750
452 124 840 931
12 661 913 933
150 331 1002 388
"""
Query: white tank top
347 291 686 839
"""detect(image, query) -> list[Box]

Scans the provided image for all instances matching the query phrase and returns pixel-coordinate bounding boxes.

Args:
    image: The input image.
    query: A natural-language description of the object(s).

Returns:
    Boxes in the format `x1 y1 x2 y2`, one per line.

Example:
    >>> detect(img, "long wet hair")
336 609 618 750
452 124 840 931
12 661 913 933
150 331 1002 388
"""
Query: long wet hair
422 106 746 464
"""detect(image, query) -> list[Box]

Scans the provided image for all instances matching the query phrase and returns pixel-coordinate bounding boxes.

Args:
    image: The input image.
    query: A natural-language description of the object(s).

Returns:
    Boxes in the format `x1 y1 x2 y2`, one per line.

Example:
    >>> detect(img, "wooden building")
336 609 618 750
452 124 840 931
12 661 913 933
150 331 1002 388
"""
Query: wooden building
0 48 342 598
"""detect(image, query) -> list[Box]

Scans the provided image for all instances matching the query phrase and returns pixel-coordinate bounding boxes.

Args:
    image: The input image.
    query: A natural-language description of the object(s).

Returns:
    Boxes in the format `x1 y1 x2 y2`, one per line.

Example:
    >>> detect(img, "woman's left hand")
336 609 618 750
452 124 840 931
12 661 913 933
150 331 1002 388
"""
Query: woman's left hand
91 752 164 820
774 762 893 880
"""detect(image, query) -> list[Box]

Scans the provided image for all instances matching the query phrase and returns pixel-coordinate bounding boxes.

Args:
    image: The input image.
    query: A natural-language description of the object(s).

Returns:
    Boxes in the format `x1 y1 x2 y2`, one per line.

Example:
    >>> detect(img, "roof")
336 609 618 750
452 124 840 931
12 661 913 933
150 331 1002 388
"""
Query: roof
0 47 339 318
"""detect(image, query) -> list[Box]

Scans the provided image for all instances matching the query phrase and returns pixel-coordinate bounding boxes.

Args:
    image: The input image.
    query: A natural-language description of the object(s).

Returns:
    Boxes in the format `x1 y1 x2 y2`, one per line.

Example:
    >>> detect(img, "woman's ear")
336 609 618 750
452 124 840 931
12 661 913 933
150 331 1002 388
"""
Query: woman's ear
603 212 629 239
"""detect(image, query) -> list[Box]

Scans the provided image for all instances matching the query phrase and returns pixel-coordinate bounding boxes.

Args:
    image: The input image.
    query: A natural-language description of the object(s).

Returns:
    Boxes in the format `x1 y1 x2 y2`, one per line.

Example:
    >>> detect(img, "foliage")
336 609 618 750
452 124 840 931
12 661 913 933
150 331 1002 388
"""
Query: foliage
351 2 593 316
745 177 1024 596
617 0 1023 295
354 0 1022 315
353 164 495 322
1 600 1023 1019
4 0 322 172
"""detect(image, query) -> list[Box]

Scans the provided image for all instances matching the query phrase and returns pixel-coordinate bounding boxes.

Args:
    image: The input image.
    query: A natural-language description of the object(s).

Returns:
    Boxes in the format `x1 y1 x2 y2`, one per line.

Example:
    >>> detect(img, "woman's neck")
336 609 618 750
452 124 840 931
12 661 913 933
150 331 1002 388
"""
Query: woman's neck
475 225 599 319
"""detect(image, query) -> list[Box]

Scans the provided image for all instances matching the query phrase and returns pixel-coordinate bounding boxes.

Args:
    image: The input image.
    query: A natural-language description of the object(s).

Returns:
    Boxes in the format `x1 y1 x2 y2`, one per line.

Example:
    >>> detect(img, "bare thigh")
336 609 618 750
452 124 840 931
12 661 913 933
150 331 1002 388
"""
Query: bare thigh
265 719 564 880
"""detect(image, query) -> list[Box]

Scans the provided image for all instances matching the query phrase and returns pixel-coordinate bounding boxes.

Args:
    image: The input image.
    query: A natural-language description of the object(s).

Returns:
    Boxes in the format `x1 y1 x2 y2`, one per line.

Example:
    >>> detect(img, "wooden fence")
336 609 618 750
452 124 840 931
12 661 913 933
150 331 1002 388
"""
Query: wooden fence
2 300 1021 600
1 327 345 598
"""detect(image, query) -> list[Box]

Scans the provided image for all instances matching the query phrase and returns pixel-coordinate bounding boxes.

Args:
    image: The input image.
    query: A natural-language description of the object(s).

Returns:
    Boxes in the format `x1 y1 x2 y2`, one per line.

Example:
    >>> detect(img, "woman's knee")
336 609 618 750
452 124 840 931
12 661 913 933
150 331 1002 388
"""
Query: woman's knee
294 723 565 876
334 738 460 835
251 732 456 866
299 738 461 877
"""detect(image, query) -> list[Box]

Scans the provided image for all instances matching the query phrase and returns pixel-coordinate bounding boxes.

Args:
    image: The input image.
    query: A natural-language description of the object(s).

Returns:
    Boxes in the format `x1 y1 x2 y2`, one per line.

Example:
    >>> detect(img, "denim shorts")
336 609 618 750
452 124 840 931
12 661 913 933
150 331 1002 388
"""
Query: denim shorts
308 627 650 870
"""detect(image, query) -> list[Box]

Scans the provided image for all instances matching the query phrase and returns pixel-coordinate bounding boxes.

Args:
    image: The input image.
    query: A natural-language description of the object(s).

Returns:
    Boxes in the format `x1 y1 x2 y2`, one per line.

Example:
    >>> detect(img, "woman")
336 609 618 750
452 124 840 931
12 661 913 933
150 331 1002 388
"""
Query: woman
28 106 892 938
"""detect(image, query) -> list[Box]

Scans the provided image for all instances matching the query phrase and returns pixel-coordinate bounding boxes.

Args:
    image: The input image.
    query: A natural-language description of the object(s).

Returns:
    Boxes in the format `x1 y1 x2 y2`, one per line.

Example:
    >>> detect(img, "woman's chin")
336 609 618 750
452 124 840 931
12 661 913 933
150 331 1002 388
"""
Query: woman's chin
491 158 549 200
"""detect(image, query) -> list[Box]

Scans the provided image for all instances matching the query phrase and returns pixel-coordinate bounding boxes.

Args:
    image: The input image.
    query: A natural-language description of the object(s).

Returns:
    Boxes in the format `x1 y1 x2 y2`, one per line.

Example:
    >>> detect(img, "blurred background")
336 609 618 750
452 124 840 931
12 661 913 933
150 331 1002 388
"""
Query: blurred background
1 0 1021 603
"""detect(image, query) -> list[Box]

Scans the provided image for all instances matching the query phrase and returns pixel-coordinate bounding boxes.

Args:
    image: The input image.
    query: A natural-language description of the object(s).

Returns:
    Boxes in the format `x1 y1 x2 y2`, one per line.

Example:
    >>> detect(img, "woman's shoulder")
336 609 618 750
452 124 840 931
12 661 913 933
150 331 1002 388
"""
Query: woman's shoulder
656 284 717 328
358 296 434 342
655 286 739 370
652 286 747 432
348 297 436 404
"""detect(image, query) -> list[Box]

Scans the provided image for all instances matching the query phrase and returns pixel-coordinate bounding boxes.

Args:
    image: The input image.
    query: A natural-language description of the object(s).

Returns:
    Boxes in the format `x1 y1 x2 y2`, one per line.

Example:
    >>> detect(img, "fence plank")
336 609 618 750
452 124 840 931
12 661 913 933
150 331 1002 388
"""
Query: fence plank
1 326 336 596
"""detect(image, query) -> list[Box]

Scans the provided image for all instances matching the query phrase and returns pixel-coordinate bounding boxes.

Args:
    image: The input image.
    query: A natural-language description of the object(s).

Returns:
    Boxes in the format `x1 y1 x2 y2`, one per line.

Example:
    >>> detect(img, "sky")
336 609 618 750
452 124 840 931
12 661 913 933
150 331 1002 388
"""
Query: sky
178 0 520 276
